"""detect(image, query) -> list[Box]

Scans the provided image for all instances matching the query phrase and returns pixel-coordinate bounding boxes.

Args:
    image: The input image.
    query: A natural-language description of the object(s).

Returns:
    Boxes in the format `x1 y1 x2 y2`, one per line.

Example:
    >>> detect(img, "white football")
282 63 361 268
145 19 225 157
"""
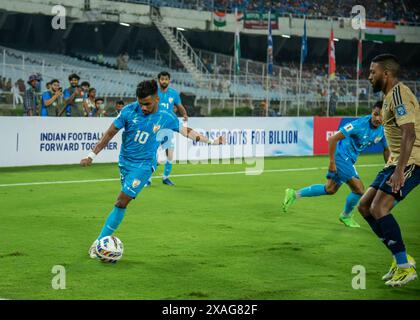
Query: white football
95 236 124 263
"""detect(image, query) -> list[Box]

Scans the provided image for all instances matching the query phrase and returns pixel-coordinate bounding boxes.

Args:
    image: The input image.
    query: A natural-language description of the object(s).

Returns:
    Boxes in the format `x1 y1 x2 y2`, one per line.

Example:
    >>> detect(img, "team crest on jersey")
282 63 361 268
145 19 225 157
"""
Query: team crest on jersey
374 136 382 144
169 97 174 104
153 124 161 133
396 104 407 117
344 123 354 132
132 179 141 188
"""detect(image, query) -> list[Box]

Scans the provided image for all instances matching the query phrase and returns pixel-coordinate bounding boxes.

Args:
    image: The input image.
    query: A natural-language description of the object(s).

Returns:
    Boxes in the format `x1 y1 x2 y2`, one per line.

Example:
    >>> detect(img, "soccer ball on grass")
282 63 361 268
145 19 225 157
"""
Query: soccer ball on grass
95 236 124 263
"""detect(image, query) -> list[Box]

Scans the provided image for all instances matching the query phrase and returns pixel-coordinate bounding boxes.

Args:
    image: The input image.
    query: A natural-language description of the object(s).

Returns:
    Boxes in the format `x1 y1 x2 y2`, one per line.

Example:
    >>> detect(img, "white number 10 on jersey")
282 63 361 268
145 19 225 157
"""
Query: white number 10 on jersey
134 130 150 144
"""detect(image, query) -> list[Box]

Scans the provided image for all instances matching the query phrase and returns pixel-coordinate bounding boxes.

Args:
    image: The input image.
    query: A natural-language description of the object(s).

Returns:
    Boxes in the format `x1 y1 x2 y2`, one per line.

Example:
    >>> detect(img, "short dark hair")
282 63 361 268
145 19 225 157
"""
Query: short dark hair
50 79 59 85
80 81 90 87
136 80 158 99
68 73 80 81
116 100 124 105
372 100 383 110
371 54 400 77
95 98 104 103
88 88 96 94
158 71 171 79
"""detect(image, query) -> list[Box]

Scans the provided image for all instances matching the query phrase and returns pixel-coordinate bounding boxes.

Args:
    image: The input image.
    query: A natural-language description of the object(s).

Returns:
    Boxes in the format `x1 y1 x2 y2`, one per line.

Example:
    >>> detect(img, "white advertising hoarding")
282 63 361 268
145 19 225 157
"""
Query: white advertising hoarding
0 117 313 167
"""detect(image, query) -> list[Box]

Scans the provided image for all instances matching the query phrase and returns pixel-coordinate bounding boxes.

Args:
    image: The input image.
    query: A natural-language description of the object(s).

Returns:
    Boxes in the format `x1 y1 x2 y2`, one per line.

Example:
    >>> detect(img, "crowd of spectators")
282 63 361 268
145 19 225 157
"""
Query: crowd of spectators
218 1 419 24
127 0 420 24
6 72 125 117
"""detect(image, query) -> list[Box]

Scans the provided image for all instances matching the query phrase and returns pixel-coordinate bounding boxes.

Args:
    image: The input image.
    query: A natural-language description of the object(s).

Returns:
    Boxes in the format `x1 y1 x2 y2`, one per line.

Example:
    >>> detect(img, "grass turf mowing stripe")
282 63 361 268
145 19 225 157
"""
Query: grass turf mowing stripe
0 163 384 188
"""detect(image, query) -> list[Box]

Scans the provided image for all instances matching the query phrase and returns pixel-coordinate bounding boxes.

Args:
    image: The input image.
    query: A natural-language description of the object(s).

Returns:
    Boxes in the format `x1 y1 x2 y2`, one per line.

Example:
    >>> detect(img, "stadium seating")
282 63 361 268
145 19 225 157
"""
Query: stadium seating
114 0 420 24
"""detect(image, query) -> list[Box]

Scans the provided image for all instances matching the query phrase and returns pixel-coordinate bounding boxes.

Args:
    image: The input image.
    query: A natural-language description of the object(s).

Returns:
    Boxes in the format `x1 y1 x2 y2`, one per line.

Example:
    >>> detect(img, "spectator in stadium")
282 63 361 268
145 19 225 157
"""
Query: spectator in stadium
80 81 90 98
41 79 62 117
5 78 12 91
60 73 85 117
45 81 51 91
11 81 23 106
35 73 43 92
83 88 97 117
117 53 129 70
253 101 277 117
23 74 40 116
107 99 125 117
122 52 129 70
17 79 26 93
94 97 106 117
329 90 338 116
97 52 104 65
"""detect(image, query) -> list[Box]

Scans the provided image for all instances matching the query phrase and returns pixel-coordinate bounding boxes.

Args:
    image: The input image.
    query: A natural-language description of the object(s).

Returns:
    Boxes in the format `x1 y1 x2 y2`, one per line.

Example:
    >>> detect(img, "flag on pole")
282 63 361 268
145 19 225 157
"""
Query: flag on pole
267 10 273 76
234 7 241 76
356 29 363 77
328 26 336 80
213 11 226 28
301 16 308 64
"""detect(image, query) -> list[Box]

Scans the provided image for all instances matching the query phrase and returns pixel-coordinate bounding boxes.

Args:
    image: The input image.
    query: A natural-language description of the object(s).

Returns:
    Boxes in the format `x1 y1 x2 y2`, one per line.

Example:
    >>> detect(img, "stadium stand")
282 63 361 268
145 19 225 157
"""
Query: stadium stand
115 0 420 24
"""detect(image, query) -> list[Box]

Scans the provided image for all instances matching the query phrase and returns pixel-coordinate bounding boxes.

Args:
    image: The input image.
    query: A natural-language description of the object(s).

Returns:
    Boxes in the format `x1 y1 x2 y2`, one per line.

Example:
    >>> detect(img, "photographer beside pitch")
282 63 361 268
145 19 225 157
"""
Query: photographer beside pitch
358 54 420 287
79 80 224 258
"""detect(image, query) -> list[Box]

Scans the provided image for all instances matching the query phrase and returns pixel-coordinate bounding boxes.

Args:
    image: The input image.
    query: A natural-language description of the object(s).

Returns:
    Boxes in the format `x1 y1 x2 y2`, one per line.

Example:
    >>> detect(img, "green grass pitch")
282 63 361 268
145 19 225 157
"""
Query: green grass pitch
0 154 419 300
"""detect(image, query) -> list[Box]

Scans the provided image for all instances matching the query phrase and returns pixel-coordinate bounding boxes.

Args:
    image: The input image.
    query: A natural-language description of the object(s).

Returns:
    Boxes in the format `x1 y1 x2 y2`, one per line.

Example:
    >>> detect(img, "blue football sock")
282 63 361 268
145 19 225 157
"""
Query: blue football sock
342 192 362 217
98 206 126 240
394 251 409 266
163 161 173 179
377 214 407 265
298 184 327 197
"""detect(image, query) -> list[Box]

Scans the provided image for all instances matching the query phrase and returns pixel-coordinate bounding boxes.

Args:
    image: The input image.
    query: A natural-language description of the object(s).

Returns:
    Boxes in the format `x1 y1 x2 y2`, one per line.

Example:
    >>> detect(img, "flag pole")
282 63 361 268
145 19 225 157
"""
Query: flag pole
298 56 303 117
356 65 360 117
265 10 271 117
327 19 332 117
355 29 362 117
298 16 306 117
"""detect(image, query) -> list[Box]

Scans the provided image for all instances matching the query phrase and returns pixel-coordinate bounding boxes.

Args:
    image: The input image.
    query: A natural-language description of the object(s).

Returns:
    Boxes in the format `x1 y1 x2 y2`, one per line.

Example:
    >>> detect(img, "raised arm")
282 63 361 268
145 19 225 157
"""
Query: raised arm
80 123 120 166
179 126 225 145
44 91 62 107
327 131 346 172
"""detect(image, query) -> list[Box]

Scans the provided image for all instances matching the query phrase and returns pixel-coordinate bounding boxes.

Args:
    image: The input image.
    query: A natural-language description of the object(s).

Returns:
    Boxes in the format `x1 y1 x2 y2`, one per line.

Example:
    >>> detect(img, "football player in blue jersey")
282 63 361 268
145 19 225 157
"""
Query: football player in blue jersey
282 101 390 228
80 80 224 258
145 71 189 187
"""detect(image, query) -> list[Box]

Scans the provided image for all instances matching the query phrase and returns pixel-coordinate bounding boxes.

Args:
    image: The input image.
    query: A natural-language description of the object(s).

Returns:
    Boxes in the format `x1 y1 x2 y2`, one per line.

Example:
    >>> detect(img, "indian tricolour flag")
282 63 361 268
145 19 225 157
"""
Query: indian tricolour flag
365 21 396 42
213 11 226 28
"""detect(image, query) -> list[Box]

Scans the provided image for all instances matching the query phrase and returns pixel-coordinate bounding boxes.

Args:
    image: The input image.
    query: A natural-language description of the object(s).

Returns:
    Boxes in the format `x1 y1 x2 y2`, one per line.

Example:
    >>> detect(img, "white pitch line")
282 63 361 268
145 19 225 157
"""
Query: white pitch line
0 163 384 188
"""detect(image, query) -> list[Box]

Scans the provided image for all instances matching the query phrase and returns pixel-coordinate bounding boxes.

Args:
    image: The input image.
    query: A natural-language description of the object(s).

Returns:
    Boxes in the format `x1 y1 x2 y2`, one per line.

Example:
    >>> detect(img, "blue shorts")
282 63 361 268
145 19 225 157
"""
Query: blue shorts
370 164 420 201
119 164 154 199
326 155 360 186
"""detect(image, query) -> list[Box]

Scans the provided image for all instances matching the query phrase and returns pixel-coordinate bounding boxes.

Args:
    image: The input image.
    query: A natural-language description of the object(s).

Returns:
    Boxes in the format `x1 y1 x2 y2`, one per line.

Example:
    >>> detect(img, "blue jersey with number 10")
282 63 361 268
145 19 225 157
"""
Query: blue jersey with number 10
113 101 180 169
337 115 387 163
158 87 181 114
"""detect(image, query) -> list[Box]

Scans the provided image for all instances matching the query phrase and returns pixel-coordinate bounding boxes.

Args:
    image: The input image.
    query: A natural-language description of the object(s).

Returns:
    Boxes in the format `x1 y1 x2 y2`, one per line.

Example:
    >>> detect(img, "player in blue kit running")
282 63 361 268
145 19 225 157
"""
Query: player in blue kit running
80 80 224 258
145 71 189 187
282 101 390 227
